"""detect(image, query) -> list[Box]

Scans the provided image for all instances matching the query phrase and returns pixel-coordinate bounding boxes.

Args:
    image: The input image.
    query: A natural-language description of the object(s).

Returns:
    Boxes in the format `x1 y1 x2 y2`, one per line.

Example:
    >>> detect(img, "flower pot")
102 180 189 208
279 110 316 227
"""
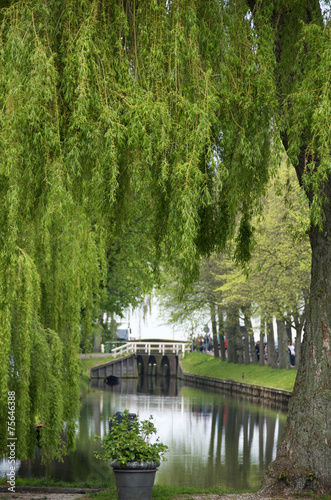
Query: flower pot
111 461 159 500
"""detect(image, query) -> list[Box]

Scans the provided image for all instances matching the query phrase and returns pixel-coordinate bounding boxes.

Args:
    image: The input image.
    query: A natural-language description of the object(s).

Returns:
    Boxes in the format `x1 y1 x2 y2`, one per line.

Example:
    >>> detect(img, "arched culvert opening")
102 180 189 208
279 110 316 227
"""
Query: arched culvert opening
136 355 144 375
147 355 157 376
160 356 170 377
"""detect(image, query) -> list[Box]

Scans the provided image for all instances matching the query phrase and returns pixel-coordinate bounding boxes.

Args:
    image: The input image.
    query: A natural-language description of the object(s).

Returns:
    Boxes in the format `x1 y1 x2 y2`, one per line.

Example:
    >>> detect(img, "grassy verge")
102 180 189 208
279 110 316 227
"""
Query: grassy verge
181 352 297 392
0 477 258 498
79 352 297 391
79 355 116 395
80 354 115 374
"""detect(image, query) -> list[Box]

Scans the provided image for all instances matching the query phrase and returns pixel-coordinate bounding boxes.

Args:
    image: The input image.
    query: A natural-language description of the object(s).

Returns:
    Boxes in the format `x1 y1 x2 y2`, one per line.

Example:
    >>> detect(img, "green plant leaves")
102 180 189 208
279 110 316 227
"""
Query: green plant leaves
94 410 168 466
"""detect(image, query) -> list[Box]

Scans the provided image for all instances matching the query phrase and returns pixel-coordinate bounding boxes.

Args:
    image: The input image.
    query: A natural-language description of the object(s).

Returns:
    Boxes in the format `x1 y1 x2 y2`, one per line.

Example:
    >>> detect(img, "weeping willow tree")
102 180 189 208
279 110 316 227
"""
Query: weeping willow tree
0 0 330 492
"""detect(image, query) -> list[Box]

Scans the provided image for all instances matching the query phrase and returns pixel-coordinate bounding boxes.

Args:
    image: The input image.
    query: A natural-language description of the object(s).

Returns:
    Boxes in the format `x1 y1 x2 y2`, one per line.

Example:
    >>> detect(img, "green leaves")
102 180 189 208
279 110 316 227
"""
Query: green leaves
0 0 329 462
94 410 168 466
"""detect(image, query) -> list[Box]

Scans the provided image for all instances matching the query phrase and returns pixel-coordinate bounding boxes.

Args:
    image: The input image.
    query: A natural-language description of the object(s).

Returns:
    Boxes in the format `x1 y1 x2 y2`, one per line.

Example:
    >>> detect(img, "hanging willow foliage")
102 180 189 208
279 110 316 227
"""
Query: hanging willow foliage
1 0 330 462
0 0 283 460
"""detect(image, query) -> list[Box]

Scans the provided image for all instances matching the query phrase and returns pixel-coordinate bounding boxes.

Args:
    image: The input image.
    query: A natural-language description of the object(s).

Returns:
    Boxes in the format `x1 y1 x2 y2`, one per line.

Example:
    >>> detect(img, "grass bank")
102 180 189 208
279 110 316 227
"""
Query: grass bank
79 352 297 392
0 477 258 498
79 355 116 395
181 352 297 392
80 354 115 374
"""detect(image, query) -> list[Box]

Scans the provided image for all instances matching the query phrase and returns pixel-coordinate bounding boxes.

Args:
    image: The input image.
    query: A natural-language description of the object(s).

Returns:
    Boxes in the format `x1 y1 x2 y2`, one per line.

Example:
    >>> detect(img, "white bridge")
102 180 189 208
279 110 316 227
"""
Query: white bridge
110 341 190 357
91 341 190 379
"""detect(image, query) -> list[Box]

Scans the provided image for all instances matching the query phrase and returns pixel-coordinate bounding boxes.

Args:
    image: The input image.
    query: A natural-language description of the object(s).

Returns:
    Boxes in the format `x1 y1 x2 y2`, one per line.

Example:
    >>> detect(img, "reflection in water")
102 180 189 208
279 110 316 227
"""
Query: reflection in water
15 376 287 490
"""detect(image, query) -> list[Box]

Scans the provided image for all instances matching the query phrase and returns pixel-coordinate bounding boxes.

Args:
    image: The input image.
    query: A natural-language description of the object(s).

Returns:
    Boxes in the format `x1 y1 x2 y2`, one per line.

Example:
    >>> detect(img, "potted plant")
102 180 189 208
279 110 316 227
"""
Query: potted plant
94 410 168 500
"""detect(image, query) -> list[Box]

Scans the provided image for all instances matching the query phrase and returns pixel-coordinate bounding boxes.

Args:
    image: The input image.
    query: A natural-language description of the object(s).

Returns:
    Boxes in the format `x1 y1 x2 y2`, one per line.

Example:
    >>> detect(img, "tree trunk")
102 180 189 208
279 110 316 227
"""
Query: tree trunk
263 207 331 492
276 319 290 370
226 306 239 363
286 321 292 345
210 302 219 358
241 2 331 487
243 325 250 365
250 333 257 365
241 308 251 365
260 1 331 489
293 313 305 369
266 316 277 368
259 316 265 366
294 328 301 369
236 325 244 365
243 311 257 364
217 304 226 362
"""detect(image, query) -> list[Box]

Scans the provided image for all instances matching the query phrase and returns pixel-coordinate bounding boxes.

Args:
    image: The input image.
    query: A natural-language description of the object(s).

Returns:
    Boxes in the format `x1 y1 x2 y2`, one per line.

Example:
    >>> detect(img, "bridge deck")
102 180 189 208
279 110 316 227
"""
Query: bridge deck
90 342 190 379
110 341 189 357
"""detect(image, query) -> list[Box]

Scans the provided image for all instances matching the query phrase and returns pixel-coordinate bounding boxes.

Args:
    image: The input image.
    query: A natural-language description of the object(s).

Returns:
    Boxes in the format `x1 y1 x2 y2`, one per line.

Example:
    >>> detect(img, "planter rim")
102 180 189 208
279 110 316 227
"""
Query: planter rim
110 461 160 470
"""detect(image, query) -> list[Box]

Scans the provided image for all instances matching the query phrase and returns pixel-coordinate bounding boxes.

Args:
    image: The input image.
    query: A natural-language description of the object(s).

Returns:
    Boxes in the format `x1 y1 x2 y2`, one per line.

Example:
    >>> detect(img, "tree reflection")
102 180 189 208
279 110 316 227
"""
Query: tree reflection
16 380 286 490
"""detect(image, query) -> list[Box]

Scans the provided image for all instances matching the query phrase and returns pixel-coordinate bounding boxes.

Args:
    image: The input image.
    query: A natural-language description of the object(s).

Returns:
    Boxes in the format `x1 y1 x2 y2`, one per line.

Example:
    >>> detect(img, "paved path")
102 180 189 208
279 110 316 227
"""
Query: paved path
174 496 294 500
0 493 85 500
0 493 297 500
0 487 102 500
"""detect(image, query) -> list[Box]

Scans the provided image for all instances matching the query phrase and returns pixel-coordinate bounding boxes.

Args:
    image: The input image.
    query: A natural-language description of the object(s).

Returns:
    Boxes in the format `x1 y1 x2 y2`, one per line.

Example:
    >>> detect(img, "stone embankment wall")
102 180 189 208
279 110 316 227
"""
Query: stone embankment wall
178 362 292 410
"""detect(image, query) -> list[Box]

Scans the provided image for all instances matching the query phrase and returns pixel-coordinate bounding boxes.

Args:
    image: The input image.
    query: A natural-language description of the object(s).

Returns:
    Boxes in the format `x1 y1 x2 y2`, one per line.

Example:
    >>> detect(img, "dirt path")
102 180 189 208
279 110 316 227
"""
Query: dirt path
0 494 85 500
0 492 298 500
173 494 297 500
0 487 99 500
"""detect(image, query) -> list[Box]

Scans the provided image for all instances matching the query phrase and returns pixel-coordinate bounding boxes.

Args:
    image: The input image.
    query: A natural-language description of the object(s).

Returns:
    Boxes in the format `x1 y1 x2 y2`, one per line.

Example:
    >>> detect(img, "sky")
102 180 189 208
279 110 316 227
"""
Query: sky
115 296 297 344
119 302 189 342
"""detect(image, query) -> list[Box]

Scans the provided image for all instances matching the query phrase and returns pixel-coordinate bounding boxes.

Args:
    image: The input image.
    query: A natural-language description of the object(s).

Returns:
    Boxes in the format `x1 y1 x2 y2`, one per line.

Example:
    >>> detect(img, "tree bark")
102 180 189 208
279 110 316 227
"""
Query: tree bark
236 324 244 365
217 304 227 362
226 306 239 363
242 309 252 365
266 316 277 368
276 319 290 370
259 316 265 366
263 202 331 492
210 301 220 358
249 1 331 491
293 312 305 369
242 310 257 365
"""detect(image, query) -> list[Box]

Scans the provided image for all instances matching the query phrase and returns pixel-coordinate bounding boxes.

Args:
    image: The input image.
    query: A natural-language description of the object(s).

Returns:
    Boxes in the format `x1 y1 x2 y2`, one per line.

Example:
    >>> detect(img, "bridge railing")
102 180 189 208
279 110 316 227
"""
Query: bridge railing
110 342 190 358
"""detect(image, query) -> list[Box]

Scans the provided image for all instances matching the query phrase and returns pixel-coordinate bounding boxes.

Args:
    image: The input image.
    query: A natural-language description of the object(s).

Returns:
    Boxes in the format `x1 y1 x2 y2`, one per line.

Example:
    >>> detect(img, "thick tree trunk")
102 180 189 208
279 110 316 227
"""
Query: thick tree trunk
245 0 331 490
263 206 331 492
293 313 305 369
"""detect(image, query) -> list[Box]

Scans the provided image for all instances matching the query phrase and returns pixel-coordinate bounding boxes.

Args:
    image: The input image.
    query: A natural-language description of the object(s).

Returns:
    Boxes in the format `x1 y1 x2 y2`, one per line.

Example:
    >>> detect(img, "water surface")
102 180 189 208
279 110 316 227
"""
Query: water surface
17 376 287 490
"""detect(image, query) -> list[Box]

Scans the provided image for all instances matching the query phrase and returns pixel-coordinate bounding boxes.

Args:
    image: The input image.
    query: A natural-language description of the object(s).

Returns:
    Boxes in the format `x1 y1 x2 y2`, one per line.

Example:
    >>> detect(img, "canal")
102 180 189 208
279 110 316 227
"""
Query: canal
17 376 287 490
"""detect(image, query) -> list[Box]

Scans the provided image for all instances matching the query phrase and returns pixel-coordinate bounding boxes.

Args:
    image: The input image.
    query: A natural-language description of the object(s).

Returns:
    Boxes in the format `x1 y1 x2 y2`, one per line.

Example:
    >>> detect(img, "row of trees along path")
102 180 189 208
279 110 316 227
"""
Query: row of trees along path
158 161 310 370
0 0 330 494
